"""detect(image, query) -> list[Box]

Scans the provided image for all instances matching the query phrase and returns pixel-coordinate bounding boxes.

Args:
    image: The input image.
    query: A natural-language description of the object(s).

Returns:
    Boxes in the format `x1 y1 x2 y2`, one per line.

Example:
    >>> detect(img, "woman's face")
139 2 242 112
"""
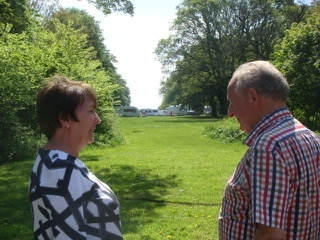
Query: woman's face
73 97 101 148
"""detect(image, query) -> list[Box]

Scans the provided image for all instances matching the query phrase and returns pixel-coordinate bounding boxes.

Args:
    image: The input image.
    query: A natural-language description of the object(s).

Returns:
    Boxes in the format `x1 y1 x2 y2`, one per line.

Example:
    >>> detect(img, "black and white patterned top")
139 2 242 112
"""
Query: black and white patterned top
29 148 123 240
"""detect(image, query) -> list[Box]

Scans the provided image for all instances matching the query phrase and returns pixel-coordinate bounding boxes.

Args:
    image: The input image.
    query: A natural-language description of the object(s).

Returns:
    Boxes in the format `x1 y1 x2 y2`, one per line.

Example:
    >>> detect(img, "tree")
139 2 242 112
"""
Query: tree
46 8 131 106
156 0 308 117
156 0 231 116
30 0 134 17
85 0 134 15
273 5 320 127
30 0 60 19
159 43 221 115
0 0 34 34
0 0 133 162
0 20 123 162
0 27 48 161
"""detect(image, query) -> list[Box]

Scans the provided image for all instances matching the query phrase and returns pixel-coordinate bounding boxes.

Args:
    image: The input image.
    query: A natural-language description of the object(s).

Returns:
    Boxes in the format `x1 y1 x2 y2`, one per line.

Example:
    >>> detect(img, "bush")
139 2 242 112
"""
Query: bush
94 111 124 147
204 118 246 143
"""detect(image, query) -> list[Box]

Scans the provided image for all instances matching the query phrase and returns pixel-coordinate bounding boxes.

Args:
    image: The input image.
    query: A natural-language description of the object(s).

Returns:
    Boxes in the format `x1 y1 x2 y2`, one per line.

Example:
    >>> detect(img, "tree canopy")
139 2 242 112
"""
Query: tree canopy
0 0 34 34
30 0 134 18
156 0 311 116
273 4 320 126
87 0 134 15
46 8 131 106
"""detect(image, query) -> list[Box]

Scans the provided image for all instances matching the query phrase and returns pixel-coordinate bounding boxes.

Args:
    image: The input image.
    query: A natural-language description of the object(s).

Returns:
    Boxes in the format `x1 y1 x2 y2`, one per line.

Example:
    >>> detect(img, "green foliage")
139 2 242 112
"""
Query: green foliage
0 28 47 161
30 0 134 20
205 125 246 143
156 0 309 116
205 117 247 142
87 0 134 15
47 8 131 106
94 110 124 147
0 19 123 162
0 0 34 34
0 0 135 163
273 7 320 127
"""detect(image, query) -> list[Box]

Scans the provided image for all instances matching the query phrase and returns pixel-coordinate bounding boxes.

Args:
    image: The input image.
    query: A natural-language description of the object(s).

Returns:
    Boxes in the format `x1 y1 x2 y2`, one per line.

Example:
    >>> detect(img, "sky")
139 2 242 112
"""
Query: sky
60 0 183 109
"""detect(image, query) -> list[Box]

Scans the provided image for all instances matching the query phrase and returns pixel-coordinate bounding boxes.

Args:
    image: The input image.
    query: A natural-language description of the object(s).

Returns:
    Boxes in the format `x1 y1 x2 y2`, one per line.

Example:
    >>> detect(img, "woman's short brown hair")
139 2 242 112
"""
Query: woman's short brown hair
36 75 97 140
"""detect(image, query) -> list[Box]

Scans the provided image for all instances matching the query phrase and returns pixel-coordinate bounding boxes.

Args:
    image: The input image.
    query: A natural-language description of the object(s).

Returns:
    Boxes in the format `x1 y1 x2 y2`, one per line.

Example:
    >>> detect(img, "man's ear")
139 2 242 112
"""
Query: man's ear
248 88 259 105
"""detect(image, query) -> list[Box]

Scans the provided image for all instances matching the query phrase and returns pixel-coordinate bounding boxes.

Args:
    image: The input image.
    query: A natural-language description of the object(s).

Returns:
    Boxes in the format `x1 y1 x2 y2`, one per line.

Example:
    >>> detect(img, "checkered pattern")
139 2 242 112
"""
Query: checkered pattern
219 108 320 239
29 149 123 240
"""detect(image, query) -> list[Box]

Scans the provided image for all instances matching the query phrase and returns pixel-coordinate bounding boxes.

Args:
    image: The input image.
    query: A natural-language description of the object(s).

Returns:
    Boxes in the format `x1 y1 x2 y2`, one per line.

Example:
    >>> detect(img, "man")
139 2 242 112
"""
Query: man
219 60 320 239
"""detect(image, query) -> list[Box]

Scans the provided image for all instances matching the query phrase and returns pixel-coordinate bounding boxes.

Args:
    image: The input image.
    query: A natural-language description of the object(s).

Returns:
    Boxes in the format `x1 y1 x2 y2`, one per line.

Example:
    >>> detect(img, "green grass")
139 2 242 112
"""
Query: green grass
0 116 246 239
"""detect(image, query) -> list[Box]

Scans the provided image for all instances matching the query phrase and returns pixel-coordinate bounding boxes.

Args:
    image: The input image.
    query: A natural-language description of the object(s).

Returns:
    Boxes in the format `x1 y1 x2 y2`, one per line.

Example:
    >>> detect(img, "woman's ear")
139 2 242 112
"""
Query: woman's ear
58 113 70 129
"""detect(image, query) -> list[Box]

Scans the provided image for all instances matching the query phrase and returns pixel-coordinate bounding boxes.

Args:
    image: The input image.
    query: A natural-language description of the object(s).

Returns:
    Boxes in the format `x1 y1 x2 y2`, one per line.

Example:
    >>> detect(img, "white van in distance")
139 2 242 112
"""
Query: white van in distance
140 108 160 116
166 105 187 116
115 106 141 117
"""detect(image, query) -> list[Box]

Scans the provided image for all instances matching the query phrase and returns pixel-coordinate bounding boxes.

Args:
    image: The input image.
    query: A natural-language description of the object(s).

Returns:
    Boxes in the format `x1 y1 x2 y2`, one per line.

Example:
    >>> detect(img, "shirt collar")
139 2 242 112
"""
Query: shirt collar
244 107 292 147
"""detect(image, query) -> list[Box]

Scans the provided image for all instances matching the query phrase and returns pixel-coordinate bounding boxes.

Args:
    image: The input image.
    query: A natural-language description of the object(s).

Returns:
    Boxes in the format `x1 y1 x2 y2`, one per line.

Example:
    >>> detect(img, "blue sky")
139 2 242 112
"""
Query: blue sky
60 0 183 109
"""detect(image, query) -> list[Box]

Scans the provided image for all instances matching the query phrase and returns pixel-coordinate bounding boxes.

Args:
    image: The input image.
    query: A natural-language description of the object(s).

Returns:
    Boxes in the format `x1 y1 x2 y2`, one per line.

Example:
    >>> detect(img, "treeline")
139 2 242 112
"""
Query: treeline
0 0 134 162
155 0 320 128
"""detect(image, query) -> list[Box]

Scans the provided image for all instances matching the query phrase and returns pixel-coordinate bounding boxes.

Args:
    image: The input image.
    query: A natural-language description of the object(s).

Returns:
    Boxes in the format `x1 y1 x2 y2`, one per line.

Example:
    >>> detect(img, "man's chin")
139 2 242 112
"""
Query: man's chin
239 125 249 133
86 138 94 145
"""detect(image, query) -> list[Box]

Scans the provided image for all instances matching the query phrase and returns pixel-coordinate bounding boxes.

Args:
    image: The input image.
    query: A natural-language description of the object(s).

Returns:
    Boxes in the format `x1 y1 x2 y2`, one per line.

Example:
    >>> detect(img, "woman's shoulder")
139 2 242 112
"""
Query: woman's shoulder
36 148 86 169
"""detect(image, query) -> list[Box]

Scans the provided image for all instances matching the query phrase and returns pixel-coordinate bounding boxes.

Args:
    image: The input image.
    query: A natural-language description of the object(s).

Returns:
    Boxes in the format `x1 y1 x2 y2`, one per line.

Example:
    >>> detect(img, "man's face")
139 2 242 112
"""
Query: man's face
227 83 258 133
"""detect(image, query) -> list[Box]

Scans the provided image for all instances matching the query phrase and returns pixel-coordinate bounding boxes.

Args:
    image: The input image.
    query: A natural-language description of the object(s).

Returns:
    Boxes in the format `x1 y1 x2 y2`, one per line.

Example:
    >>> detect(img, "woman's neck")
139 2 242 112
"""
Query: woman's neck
45 139 79 158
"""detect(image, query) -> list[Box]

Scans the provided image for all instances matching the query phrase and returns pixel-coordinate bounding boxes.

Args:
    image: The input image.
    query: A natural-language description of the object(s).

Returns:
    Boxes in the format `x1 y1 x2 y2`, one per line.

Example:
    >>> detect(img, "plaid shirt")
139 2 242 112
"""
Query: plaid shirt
219 108 320 239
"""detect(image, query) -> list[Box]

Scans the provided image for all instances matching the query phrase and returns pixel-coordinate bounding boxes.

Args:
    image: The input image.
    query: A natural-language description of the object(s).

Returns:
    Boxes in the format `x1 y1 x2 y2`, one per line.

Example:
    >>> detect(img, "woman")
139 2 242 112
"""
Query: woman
29 76 123 240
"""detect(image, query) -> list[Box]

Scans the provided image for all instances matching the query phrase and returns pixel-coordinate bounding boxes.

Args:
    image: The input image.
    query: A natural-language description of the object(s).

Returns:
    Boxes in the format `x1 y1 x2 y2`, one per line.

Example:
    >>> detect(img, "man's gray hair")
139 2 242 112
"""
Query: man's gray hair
231 60 290 101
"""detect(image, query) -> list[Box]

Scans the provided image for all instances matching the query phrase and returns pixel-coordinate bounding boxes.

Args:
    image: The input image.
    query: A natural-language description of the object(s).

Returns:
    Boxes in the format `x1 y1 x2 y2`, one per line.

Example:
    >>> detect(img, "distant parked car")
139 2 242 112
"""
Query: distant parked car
158 110 166 116
140 109 160 116
166 105 187 116
187 110 196 115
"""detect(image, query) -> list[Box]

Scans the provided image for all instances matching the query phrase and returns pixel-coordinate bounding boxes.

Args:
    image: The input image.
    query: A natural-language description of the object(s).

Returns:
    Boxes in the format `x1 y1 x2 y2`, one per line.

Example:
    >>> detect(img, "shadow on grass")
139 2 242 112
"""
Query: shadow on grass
80 161 180 235
0 160 34 240
0 158 179 238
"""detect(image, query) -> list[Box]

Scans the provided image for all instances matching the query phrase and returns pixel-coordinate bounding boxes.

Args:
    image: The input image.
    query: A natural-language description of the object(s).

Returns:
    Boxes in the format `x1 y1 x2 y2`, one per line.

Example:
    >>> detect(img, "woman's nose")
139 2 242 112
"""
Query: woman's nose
95 113 101 124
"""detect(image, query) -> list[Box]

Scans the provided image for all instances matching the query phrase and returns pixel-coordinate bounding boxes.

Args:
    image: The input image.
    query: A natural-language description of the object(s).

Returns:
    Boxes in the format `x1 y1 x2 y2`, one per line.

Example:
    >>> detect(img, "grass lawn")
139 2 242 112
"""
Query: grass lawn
0 116 246 239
